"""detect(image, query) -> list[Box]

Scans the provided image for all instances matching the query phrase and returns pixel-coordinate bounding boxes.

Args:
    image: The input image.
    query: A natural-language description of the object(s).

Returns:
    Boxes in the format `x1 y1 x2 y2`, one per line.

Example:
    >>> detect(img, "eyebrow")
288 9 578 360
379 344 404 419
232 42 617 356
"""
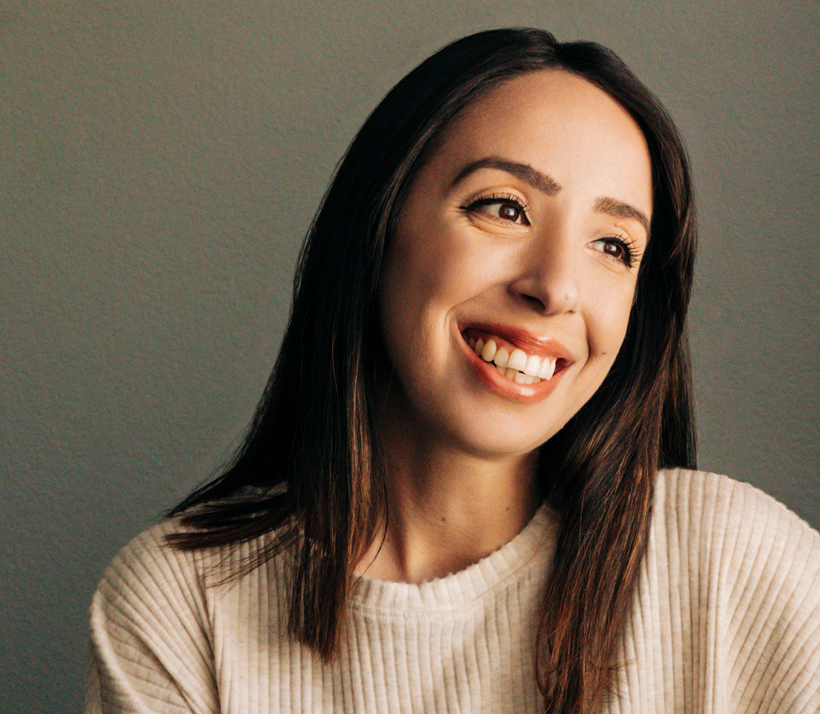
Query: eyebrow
450 156 562 196
594 196 651 235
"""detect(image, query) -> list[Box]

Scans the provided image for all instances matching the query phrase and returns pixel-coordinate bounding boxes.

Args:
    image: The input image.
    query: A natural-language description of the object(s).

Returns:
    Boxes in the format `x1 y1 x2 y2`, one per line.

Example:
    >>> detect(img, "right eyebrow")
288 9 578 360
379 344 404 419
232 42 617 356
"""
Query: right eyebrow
450 156 563 196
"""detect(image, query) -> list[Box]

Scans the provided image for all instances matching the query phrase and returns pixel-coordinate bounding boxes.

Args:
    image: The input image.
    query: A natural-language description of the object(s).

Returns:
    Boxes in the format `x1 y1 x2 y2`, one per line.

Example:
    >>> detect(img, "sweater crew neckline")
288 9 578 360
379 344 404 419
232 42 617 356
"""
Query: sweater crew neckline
350 501 558 614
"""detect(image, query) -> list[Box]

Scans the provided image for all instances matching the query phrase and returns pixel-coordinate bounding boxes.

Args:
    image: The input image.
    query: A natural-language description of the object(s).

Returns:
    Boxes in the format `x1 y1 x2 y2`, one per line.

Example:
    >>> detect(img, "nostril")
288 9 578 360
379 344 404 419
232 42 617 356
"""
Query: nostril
509 273 580 316
521 294 546 311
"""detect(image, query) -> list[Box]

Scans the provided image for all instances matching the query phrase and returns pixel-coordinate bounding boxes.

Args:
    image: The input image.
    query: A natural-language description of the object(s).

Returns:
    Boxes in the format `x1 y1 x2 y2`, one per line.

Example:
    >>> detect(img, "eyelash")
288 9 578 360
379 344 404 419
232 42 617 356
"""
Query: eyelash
597 235 639 269
461 193 531 225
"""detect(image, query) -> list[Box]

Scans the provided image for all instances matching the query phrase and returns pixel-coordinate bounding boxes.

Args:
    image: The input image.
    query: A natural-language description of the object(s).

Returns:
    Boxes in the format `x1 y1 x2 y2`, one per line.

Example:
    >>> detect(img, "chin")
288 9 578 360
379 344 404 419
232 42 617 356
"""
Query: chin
443 419 555 460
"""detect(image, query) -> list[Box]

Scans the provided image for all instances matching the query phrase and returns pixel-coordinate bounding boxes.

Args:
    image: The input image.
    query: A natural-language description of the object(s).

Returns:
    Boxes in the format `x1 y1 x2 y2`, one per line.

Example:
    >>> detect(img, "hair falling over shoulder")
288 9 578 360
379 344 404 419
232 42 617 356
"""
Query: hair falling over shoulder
167 28 697 714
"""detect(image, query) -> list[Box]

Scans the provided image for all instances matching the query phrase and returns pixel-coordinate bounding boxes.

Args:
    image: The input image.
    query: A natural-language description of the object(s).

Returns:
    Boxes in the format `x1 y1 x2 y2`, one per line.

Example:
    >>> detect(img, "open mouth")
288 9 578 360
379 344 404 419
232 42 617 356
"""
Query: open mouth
461 328 569 385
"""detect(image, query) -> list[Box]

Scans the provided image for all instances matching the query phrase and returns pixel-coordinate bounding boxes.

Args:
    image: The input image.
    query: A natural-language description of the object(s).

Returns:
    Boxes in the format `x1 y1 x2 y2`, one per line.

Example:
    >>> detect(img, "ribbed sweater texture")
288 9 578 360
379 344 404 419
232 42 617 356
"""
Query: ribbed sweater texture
86 470 820 713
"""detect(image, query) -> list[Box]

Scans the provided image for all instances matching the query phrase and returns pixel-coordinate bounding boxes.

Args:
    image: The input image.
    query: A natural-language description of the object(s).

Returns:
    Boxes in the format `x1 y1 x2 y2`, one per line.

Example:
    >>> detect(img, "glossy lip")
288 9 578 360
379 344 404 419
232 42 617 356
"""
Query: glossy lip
461 323 574 361
457 322 574 402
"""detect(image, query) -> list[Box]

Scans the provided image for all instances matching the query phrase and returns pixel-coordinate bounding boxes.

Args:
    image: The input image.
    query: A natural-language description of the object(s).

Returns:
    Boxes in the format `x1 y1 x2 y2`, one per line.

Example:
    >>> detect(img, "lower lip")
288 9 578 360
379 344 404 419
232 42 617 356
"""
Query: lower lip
458 334 567 403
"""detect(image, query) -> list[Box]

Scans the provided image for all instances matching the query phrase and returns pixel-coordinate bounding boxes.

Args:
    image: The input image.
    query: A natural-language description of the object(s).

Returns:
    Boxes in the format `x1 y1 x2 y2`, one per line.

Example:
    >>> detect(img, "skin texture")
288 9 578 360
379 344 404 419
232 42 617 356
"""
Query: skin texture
359 70 652 583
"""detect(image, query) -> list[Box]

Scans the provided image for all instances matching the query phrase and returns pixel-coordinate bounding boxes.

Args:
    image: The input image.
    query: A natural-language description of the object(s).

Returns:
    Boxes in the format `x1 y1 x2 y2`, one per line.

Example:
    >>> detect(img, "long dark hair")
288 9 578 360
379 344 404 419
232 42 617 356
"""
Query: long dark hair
168 28 697 714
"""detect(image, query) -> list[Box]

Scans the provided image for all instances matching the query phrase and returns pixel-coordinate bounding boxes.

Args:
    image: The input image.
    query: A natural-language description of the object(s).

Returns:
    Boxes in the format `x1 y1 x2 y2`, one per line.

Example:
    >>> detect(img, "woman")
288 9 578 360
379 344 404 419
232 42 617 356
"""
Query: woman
87 29 820 713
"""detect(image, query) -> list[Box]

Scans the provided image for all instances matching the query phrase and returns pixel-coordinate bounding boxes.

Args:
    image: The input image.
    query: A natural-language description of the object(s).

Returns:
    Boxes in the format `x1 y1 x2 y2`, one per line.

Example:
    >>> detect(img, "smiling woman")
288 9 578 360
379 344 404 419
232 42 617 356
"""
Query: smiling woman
86 29 820 714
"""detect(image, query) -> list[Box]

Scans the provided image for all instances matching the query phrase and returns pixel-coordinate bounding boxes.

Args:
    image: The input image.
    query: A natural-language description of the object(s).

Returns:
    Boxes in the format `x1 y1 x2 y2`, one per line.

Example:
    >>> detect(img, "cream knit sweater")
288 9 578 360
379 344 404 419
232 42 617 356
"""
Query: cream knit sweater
86 470 820 713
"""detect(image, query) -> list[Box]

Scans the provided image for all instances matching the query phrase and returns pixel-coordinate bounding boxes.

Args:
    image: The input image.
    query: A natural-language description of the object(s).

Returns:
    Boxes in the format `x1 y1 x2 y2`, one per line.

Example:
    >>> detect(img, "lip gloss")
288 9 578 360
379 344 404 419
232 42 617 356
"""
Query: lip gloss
458 327 570 403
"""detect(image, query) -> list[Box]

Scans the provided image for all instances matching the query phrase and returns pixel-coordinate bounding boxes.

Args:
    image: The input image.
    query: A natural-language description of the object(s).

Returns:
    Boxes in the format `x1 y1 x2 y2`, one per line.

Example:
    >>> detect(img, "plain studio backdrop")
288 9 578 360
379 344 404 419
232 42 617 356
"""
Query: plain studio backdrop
1 1 817 711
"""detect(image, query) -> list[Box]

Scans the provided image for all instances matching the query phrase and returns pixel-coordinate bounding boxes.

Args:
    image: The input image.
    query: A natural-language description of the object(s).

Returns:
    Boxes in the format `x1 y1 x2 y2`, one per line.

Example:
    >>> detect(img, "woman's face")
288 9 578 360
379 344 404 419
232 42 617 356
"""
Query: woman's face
378 70 653 459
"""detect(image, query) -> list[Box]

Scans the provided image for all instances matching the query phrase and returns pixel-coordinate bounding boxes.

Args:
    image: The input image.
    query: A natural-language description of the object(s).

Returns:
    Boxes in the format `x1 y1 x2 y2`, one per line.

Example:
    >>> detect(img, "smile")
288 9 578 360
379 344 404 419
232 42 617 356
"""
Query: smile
459 326 570 391
467 334 555 384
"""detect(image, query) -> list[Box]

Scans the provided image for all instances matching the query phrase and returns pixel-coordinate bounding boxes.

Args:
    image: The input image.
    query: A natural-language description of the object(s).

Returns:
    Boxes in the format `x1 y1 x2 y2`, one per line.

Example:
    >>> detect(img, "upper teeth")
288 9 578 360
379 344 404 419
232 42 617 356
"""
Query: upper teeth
467 335 557 383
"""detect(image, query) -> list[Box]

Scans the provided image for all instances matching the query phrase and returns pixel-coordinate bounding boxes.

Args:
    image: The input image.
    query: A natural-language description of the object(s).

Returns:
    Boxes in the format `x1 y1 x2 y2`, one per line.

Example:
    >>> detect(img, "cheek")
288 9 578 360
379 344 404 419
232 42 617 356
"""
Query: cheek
377 237 447 375
383 222 491 318
585 283 637 358
378 244 434 342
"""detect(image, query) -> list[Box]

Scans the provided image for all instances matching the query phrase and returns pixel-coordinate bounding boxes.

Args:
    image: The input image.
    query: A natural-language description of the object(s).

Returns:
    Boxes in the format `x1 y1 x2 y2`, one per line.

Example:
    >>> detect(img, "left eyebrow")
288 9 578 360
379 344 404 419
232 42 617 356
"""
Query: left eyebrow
594 196 651 236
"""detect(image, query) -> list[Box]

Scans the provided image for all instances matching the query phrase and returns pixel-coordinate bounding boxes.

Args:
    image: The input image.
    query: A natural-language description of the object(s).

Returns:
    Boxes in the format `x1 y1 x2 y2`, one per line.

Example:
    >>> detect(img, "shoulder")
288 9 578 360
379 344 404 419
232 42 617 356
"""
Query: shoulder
652 468 820 584
87 520 217 712
88 519 282 713
653 468 820 558
89 518 227 670
647 469 820 708
87 519 292 712
91 517 285 634
92 519 210 623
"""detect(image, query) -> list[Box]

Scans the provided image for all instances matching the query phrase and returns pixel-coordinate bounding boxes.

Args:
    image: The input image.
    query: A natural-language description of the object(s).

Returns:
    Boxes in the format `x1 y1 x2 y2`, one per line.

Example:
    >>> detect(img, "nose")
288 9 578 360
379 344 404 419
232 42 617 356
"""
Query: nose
508 226 581 316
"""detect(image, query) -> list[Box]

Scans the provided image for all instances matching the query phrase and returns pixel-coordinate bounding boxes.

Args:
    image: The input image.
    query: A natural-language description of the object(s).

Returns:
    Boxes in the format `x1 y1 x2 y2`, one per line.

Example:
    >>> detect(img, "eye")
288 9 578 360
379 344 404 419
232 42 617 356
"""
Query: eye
463 194 530 226
593 236 637 268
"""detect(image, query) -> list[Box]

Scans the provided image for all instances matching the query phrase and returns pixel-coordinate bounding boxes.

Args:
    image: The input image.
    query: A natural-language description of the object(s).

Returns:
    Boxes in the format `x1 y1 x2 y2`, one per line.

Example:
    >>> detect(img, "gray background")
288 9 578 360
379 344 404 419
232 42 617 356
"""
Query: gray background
1 0 817 711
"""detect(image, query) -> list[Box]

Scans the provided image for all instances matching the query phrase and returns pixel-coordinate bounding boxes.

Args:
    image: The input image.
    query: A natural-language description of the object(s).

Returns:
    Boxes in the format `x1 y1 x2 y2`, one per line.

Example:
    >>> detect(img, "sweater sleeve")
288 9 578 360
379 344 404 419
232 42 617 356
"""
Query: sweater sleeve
85 521 220 714
719 477 820 713
661 469 820 714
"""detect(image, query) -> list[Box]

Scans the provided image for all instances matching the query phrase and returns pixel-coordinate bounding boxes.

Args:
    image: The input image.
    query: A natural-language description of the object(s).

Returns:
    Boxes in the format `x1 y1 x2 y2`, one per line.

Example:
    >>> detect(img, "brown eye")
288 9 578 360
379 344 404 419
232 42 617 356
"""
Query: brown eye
465 195 530 225
594 237 635 268
498 203 523 222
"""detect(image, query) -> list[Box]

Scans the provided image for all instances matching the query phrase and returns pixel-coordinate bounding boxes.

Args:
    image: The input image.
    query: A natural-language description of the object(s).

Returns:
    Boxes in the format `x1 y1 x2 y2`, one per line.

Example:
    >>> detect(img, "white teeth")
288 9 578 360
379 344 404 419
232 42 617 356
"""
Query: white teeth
524 353 541 377
507 349 527 371
466 332 560 386
539 358 556 380
480 339 497 362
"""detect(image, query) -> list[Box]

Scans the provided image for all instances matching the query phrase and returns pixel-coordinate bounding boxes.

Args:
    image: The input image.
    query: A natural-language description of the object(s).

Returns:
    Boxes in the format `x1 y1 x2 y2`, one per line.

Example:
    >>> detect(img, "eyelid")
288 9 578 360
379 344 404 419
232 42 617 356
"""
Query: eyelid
461 191 532 224
594 233 642 268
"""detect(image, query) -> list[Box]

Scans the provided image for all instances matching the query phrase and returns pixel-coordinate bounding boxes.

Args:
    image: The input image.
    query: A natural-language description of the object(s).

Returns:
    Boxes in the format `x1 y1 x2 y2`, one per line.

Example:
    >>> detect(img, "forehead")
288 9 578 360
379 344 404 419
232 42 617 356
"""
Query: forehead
429 70 653 213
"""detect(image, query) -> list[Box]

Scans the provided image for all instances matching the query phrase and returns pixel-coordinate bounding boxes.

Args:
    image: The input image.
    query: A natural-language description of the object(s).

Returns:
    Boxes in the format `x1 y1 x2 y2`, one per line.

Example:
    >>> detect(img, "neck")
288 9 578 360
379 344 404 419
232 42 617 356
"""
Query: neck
356 420 541 584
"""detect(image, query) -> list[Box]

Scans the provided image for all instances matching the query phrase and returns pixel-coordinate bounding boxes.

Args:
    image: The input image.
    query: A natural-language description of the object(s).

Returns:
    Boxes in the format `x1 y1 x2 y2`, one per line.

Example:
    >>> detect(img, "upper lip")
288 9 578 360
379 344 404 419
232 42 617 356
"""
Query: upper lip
459 322 574 363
